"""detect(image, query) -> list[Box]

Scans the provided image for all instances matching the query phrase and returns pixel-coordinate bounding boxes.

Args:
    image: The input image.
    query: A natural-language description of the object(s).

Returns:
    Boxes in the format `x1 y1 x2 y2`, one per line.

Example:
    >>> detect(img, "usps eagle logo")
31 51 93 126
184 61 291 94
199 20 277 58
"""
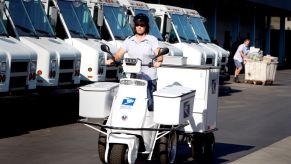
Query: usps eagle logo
122 97 136 106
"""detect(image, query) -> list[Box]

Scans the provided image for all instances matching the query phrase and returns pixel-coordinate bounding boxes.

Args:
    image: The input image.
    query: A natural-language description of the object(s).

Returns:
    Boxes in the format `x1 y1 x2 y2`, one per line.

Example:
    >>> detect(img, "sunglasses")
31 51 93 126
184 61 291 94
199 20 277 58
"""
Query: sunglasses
135 23 146 27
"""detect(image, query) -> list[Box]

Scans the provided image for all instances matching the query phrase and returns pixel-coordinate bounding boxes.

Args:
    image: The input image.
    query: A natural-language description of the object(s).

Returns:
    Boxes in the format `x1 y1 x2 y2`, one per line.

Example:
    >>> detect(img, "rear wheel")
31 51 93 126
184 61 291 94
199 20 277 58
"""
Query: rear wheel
159 132 178 164
191 133 215 163
98 120 107 163
108 144 129 164
204 132 215 161
191 134 203 161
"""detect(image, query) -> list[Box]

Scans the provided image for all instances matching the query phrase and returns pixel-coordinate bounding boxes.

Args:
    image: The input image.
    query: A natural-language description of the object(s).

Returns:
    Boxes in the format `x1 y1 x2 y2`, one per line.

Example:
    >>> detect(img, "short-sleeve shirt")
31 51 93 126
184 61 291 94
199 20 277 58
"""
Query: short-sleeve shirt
233 43 246 62
243 46 249 55
121 34 160 80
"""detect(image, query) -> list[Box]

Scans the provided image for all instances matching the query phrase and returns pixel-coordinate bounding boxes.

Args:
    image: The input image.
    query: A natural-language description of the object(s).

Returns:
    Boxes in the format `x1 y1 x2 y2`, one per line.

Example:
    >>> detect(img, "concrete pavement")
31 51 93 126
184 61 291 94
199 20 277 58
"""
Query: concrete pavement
224 68 291 164
1 69 291 164
231 136 291 164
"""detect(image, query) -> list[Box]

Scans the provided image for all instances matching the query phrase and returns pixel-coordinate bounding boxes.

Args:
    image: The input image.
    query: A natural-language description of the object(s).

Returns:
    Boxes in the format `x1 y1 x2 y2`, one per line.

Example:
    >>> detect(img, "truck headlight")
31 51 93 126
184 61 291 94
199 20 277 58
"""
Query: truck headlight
201 56 205 65
50 59 57 70
75 60 81 69
0 62 6 72
30 61 37 73
99 53 105 65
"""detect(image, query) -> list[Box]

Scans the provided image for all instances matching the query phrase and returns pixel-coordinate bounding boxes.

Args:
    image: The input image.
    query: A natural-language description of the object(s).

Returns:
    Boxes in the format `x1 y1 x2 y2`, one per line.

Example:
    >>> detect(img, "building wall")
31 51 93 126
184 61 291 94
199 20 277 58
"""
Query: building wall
141 0 291 66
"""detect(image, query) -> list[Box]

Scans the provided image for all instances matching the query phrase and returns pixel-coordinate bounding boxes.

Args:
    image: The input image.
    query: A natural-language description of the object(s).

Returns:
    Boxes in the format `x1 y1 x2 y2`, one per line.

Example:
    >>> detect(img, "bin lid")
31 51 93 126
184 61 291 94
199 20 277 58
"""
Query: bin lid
153 85 195 98
79 82 119 91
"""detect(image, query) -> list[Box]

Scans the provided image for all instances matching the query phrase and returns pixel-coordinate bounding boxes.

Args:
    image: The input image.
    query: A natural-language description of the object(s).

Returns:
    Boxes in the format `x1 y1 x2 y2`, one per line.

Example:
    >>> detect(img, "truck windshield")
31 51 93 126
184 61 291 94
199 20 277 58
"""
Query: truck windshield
5 0 37 37
170 13 198 43
103 5 133 40
190 16 211 43
134 9 164 41
23 0 55 37
58 1 101 39
6 0 55 37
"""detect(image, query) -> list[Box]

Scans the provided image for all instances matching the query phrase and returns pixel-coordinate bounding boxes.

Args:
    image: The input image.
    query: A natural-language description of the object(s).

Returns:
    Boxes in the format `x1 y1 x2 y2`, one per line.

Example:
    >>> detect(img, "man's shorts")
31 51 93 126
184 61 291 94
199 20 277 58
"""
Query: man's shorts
234 59 243 69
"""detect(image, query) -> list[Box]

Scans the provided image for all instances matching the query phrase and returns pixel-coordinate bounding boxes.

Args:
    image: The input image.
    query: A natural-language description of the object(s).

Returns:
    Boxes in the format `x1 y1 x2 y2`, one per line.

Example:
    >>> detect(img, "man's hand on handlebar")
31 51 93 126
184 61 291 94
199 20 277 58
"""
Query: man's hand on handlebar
153 61 162 68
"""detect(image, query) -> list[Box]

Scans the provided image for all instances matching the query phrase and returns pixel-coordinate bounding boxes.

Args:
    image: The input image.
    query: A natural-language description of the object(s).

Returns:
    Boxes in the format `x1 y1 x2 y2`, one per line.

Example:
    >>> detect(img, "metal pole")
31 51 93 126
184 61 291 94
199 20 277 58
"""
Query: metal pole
265 15 271 55
279 16 286 64
232 12 240 44
251 11 256 47
213 6 217 39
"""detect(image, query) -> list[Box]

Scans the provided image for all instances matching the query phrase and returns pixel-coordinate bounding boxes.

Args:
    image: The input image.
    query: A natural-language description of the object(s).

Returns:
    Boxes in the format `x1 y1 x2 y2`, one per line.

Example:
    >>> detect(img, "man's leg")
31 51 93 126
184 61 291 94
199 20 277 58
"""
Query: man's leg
234 60 242 82
235 67 242 82
234 68 238 82
235 67 242 76
234 68 238 76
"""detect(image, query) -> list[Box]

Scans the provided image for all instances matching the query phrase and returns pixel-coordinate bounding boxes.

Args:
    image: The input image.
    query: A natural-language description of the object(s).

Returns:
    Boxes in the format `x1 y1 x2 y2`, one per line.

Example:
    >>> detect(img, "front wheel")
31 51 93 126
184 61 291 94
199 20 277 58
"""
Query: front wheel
98 120 107 163
98 132 107 163
191 134 203 161
108 144 129 164
159 132 178 164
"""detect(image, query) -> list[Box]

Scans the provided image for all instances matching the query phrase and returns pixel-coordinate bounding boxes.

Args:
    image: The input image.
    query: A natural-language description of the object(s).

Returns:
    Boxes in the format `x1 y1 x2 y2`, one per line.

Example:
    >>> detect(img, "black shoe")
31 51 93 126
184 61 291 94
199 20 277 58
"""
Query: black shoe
233 77 238 82
233 77 240 83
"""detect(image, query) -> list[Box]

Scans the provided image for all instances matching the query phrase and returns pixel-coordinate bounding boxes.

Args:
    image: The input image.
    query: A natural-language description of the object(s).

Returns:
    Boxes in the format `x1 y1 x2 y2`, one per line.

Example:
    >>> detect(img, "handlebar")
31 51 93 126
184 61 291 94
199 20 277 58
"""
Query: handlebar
101 44 168 68
141 63 154 68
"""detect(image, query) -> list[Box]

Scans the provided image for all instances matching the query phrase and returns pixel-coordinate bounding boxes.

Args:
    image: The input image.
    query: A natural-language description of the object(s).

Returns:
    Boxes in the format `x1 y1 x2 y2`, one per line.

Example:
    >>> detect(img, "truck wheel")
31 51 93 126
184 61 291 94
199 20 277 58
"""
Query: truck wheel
191 134 203 161
98 132 107 163
204 132 215 161
108 144 129 164
159 132 177 164
98 120 107 163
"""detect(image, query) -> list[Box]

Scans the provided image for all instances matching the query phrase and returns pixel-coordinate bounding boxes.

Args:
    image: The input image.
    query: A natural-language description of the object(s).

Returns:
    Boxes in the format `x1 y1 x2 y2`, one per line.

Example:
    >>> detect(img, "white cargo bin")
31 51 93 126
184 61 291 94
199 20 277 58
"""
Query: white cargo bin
157 65 219 132
153 85 195 125
245 61 278 84
79 82 119 118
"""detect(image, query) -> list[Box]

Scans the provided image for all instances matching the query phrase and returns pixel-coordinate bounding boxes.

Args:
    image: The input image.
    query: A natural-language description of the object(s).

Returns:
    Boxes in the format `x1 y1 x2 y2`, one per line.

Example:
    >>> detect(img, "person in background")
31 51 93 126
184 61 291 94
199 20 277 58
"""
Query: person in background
105 13 162 111
233 38 250 83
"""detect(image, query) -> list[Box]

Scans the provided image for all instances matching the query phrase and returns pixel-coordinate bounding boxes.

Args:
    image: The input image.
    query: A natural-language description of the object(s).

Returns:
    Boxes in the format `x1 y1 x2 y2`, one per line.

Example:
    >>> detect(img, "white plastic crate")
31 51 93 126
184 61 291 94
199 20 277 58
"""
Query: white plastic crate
153 85 195 125
79 82 119 118
245 61 278 84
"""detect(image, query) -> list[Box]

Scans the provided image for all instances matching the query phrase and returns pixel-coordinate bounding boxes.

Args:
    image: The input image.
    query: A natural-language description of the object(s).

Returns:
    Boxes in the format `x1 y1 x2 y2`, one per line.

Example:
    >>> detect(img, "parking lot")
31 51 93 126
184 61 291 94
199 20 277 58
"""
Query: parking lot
1 69 291 164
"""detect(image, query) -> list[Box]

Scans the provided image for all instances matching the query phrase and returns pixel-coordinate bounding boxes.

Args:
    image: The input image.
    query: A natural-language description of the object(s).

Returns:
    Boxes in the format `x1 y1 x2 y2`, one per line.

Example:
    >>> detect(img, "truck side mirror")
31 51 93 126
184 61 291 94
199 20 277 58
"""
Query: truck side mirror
49 6 58 29
101 44 117 63
0 3 4 12
158 47 169 57
0 3 3 19
165 17 172 33
128 15 134 28
97 9 104 26
149 48 169 67
122 6 127 14
101 44 110 53
154 48 169 60
201 16 207 23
